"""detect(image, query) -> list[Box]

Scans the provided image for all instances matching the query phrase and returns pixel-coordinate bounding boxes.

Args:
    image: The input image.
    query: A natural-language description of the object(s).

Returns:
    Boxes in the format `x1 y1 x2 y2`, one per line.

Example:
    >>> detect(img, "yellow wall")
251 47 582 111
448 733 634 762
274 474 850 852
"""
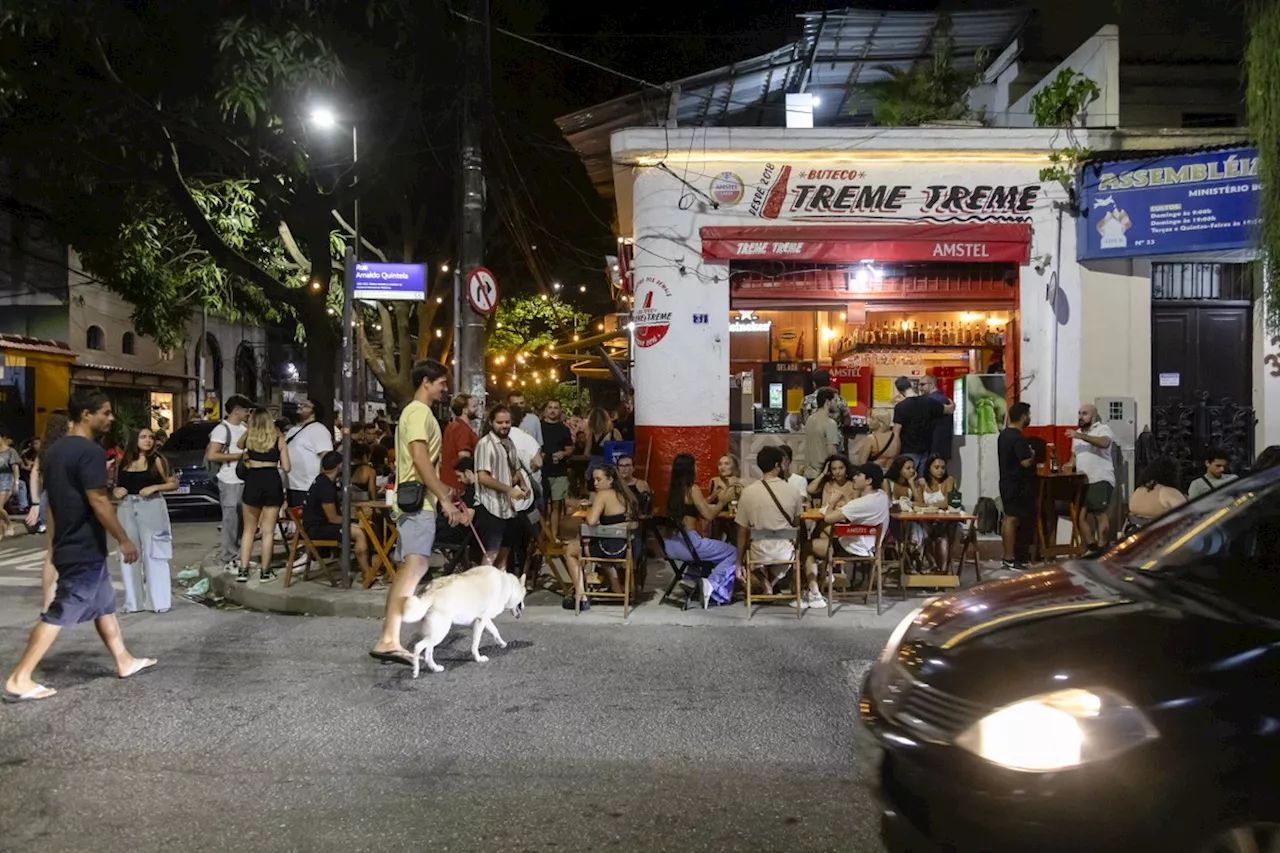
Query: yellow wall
4 351 75 439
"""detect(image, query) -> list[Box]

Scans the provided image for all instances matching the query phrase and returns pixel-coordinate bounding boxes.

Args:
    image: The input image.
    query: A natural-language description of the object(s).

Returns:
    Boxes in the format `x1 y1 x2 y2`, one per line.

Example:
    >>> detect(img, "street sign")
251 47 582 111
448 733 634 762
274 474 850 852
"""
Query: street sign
467 266 499 315
353 262 426 301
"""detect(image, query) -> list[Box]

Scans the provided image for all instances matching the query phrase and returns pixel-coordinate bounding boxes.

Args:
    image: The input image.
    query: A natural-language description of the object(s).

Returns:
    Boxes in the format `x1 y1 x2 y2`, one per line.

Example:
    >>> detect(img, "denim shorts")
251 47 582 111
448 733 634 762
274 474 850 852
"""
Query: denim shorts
43 559 116 626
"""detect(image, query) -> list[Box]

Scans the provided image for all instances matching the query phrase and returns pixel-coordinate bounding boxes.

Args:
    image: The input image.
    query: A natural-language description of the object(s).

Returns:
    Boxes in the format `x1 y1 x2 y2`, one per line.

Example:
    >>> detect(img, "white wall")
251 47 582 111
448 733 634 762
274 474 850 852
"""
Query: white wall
1078 258 1152 427
994 25 1121 129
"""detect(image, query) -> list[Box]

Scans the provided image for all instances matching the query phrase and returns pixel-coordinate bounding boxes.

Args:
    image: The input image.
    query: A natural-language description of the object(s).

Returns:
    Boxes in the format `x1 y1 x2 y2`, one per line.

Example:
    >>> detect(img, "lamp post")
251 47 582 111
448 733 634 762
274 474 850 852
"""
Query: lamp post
310 105 359 587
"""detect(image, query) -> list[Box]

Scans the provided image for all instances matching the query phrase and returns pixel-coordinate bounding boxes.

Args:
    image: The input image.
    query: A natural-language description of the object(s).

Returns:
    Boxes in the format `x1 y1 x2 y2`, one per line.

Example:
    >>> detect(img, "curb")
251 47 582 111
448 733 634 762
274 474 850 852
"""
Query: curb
202 562 386 618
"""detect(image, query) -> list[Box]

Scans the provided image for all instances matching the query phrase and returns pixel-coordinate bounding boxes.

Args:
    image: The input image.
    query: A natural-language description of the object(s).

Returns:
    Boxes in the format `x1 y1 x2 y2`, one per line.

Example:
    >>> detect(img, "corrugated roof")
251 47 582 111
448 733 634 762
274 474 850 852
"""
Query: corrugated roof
0 334 74 356
556 7 1030 199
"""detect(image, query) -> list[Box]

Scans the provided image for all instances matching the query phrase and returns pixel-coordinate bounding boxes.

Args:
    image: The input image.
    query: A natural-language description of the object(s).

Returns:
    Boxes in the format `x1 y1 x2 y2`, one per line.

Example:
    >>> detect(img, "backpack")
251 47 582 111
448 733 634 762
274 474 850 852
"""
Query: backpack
974 496 1000 534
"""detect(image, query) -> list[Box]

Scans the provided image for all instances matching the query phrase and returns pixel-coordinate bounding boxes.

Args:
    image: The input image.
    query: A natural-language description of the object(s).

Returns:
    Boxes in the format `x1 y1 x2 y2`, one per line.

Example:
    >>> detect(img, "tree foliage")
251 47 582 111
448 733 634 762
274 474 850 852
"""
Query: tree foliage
0 0 455 407
487 295 592 356
855 15 989 126
1247 0 1280 334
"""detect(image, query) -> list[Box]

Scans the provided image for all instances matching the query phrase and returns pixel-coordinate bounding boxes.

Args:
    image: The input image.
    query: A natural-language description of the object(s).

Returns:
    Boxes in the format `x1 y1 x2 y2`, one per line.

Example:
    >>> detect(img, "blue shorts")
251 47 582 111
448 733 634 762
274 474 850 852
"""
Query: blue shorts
43 559 116 626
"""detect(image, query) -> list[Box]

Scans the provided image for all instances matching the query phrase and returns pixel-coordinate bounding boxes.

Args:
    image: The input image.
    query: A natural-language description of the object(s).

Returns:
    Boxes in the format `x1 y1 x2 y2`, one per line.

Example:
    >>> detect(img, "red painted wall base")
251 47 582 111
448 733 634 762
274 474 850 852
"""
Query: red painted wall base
634 424 729 514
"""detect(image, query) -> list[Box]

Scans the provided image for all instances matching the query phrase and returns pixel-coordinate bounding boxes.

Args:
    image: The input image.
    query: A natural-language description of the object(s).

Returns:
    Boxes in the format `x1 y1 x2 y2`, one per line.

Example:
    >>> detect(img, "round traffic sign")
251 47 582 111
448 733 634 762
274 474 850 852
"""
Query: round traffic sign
467 266 499 315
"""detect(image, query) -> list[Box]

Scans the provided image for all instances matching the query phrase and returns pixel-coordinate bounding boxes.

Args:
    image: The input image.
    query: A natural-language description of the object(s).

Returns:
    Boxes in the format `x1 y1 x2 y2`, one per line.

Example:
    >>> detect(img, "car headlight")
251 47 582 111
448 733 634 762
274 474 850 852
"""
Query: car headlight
955 688 1157 772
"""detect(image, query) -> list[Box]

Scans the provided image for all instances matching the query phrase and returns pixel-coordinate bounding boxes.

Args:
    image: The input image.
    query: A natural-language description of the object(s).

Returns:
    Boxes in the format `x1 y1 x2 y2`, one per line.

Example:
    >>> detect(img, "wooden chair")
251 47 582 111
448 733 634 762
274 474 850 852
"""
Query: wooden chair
577 522 638 617
954 518 981 585
656 519 716 611
744 528 802 619
825 523 886 616
526 513 573 595
283 506 341 588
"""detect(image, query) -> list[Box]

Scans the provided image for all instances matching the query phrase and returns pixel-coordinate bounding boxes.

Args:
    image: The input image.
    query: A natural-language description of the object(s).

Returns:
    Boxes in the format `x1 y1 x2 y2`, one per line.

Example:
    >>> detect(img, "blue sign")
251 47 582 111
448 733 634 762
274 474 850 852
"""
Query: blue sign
692 313 709 324
1076 147 1260 260
352 262 426 301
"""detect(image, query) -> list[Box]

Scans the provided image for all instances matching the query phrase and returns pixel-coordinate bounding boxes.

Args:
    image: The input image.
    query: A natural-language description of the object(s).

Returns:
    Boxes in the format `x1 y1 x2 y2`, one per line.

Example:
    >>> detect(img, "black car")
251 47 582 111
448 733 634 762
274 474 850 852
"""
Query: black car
858 468 1280 853
160 421 221 517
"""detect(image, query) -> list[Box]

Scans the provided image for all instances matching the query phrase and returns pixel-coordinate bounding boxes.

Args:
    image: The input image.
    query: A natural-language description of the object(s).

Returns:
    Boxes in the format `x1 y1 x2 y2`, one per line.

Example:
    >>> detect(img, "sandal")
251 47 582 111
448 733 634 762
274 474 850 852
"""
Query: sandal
2 684 56 703
368 650 413 666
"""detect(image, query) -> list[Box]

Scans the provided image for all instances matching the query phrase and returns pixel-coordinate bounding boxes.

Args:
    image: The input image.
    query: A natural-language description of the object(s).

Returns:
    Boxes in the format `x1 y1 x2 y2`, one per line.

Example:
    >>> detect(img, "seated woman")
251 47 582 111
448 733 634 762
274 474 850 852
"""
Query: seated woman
884 456 917 503
707 453 743 540
350 443 378 503
807 454 856 508
1127 456 1186 532
663 453 736 606
562 465 639 611
914 455 959 571
616 454 652 516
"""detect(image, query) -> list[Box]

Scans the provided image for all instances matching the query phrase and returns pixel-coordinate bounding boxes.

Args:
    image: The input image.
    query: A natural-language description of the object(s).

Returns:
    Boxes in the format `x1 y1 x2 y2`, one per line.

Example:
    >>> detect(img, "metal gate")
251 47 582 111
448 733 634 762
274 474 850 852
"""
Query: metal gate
1149 393 1256 488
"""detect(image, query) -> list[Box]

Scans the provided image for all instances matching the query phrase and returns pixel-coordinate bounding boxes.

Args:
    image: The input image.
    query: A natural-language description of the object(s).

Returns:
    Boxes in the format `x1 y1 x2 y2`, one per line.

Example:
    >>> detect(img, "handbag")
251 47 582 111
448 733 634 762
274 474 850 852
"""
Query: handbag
396 481 426 513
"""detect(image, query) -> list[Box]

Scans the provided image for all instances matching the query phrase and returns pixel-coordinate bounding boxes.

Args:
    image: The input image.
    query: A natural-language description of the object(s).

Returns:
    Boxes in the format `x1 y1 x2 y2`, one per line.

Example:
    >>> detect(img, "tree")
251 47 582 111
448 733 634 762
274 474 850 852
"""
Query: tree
0 0 458 409
485 294 591 394
1247 0 1280 333
855 15 990 126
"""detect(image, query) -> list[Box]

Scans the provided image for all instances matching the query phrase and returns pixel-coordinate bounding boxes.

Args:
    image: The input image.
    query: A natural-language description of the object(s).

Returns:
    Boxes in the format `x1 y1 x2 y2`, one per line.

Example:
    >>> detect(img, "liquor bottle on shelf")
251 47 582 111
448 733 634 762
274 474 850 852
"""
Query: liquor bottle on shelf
942 322 952 346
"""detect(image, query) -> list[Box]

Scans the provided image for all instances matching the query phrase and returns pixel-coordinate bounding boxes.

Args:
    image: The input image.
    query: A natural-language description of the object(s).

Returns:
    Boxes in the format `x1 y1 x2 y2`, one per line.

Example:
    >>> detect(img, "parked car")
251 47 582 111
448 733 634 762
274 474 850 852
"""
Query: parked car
858 468 1280 853
160 421 221 518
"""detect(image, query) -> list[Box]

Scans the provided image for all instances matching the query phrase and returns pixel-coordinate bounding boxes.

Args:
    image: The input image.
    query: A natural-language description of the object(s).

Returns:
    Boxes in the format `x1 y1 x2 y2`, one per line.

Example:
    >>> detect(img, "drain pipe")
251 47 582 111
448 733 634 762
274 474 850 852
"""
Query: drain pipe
1049 205 1065 427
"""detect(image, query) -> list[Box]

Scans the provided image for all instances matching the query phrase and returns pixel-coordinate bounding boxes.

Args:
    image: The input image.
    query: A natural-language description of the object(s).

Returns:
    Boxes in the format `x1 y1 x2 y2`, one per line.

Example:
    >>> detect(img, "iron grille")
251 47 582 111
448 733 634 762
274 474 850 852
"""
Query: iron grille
1152 263 1253 301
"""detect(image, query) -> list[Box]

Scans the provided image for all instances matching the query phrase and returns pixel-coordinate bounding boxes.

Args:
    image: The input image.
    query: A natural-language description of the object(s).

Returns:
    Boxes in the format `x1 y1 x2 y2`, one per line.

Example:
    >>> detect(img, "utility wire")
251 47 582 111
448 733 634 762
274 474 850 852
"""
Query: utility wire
450 10 666 91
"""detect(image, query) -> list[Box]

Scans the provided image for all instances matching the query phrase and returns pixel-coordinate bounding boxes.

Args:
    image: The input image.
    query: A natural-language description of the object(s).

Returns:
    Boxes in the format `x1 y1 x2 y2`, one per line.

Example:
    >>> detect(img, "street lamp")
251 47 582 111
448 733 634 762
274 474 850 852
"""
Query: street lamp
309 103 360 588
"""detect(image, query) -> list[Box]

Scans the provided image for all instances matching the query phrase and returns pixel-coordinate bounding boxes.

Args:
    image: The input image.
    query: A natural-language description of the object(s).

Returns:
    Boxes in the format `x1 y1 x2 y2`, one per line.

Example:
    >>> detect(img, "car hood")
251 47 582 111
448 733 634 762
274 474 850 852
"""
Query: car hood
896 563 1268 707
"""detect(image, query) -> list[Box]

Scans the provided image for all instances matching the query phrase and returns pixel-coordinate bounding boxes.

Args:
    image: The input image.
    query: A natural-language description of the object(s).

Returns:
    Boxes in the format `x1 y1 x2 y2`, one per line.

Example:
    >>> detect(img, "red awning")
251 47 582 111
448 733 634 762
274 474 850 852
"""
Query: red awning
700 222 1032 264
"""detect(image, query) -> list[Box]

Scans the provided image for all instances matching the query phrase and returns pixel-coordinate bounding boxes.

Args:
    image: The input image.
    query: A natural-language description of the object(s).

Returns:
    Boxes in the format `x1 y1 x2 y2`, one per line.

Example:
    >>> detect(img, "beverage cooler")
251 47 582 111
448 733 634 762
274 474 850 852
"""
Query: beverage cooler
760 361 811 427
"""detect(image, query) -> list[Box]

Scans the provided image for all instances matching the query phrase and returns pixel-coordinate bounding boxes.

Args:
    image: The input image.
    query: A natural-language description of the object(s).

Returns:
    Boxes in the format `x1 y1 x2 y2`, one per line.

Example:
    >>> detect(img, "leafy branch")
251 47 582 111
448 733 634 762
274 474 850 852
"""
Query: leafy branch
1030 69 1101 200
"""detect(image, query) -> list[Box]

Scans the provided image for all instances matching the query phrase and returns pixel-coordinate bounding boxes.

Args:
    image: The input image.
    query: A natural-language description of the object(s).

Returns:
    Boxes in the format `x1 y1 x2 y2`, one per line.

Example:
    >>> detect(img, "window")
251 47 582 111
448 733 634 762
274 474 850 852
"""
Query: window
122 332 136 355
1101 477 1280 620
86 325 105 351
1181 112 1239 129
1152 263 1253 301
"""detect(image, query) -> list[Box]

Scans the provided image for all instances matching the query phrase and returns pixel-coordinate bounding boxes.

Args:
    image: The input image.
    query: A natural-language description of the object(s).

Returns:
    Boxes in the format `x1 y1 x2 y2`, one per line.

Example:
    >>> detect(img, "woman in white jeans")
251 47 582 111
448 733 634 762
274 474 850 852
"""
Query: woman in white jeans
114 429 178 612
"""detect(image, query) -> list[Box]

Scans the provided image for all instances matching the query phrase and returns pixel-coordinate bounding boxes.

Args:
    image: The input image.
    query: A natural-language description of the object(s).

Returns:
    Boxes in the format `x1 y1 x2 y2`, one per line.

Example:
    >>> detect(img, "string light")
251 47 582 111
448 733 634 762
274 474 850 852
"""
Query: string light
440 263 450 273
434 328 442 338
496 322 503 328
436 296 443 304
597 323 604 331
579 285 587 293
540 294 548 301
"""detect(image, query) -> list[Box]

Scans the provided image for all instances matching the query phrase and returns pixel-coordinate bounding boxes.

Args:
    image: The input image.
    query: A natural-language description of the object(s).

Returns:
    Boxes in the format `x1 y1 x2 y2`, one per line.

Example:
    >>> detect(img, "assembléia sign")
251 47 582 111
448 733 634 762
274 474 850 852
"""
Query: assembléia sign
1076 146 1260 260
744 163 1042 221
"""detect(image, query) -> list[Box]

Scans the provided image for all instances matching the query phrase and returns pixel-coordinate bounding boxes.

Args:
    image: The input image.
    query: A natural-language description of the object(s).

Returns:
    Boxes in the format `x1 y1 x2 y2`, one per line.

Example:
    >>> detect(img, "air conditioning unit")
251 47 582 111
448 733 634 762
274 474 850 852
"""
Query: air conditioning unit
1096 396 1138 495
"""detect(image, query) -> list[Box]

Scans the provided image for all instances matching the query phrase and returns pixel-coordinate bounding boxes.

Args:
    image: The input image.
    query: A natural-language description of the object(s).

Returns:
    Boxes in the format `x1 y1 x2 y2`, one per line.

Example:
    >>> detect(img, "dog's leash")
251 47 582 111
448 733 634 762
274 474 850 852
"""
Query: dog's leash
449 500 492 563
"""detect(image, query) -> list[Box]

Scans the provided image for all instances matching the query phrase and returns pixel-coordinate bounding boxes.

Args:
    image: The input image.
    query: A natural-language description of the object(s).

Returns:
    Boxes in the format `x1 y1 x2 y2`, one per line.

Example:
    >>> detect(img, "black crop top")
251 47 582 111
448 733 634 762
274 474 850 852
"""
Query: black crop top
117 465 165 495
246 443 281 463
596 512 627 526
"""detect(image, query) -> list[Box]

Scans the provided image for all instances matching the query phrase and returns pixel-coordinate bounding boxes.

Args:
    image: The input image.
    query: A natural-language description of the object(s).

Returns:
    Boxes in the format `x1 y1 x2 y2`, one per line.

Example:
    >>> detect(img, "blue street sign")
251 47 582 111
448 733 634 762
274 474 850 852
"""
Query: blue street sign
692 313 709 324
352 262 427 301
1076 147 1260 260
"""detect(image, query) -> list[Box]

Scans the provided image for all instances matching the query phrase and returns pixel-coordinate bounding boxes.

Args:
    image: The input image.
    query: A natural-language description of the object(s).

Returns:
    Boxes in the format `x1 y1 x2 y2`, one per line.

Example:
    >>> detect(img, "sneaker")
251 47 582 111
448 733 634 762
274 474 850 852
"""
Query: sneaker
793 596 813 611
223 557 240 573
808 593 828 609
1011 562 1031 573
1000 559 1016 571
236 564 250 583
258 567 277 583
292 552 310 569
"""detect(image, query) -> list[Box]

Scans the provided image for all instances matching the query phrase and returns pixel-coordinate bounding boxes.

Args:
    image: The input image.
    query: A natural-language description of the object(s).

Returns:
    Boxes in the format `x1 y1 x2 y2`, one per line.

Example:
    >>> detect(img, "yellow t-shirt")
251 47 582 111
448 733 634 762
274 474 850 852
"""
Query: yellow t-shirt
395 400 443 512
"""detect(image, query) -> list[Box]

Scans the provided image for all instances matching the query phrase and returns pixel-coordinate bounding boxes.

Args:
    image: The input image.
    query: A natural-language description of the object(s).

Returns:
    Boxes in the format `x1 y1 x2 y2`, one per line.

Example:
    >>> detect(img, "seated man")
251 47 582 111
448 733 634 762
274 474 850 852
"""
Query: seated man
302 451 371 579
735 445 805 601
805 463 890 598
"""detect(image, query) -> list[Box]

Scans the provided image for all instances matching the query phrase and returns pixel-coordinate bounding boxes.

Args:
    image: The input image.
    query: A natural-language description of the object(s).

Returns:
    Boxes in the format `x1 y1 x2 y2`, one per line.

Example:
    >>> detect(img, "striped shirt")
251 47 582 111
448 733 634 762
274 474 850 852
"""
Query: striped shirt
474 431 521 519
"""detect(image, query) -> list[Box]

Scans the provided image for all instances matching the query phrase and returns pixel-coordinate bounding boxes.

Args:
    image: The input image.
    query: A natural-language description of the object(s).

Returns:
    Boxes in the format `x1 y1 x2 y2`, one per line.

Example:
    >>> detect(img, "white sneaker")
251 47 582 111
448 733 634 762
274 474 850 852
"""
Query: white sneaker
793 596 813 611
222 557 240 573
292 552 310 568
808 593 828 609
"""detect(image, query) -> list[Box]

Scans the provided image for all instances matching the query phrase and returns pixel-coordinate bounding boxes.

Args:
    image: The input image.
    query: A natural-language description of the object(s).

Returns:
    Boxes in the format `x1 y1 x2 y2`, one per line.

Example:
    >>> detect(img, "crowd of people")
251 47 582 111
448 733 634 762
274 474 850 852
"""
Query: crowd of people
6 355 1280 697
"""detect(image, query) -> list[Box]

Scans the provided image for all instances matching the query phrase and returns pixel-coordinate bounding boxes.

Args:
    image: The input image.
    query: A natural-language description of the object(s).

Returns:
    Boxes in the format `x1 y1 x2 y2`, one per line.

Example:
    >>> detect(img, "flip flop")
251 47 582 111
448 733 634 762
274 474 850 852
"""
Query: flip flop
3 684 56 704
368 650 413 667
118 658 157 679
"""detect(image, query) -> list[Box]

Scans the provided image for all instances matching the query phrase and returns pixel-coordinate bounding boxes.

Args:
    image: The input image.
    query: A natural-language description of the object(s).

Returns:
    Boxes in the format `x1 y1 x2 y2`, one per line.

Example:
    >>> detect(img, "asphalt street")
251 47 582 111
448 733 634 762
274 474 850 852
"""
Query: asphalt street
0 567 894 853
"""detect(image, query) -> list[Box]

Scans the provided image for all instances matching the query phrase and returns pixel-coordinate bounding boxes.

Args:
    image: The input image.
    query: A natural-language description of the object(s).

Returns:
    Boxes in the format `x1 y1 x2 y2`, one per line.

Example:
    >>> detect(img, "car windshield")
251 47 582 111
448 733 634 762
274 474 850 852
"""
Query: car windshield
1097 468 1280 622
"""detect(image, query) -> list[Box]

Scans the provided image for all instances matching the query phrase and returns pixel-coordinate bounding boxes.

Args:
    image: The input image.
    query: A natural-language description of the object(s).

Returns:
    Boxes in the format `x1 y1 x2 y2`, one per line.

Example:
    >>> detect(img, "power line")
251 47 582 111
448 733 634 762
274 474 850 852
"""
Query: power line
450 10 666 91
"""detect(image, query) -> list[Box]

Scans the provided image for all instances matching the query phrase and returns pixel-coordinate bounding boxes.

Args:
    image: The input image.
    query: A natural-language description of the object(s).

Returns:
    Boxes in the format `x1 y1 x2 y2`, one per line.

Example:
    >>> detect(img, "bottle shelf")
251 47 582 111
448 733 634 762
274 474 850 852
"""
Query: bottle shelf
828 343 1003 361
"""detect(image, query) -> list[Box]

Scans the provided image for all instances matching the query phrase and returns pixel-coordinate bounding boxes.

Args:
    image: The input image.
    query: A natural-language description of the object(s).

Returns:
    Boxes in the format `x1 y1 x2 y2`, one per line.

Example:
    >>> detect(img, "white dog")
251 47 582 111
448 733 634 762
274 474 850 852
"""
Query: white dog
401 565 527 678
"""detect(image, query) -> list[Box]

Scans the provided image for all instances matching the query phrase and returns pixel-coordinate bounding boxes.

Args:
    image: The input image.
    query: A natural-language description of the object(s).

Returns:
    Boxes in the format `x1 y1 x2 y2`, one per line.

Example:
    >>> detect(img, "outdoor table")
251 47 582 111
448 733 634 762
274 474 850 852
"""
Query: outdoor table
1034 473 1087 562
890 509 977 592
354 500 398 587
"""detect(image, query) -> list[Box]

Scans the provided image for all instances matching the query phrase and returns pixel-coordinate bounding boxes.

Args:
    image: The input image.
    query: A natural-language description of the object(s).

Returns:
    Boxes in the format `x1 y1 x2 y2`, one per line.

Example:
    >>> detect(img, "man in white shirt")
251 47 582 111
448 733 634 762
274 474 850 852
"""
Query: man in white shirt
1065 403 1115 558
204 394 253 568
505 416 543 575
734 445 804 597
474 405 531 570
285 398 335 510
507 392 543 445
804 463 890 605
